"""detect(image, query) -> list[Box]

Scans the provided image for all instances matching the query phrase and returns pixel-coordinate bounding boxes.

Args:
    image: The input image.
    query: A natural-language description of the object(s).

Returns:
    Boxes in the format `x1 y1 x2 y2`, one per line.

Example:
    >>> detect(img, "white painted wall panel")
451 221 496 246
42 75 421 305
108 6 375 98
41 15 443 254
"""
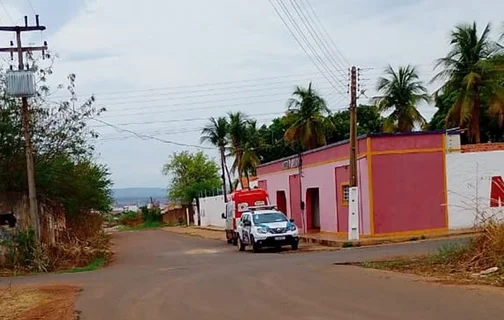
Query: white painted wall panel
198 195 226 228
446 150 504 229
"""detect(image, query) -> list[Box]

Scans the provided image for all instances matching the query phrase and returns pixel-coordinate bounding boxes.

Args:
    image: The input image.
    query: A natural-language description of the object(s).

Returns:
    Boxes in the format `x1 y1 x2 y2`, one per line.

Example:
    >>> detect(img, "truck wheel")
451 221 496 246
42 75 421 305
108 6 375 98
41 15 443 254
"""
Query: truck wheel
251 236 260 253
291 241 299 251
237 238 246 252
232 238 238 246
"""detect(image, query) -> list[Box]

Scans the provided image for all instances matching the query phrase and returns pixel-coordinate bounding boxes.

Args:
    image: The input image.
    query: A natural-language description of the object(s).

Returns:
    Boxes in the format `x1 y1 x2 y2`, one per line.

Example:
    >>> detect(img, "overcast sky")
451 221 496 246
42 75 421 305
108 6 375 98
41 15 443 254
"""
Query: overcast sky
2 0 503 188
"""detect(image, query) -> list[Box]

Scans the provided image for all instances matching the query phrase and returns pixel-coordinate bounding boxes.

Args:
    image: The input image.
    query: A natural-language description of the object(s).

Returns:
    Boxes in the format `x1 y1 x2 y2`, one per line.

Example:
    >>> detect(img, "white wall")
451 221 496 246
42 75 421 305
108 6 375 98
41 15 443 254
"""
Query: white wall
198 195 226 228
447 150 504 229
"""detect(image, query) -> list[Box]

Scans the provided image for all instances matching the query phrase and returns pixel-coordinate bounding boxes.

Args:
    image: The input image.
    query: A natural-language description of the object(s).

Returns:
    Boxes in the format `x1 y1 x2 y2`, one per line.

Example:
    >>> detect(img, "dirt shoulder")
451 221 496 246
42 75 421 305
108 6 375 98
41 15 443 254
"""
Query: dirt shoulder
357 256 504 287
0 285 80 320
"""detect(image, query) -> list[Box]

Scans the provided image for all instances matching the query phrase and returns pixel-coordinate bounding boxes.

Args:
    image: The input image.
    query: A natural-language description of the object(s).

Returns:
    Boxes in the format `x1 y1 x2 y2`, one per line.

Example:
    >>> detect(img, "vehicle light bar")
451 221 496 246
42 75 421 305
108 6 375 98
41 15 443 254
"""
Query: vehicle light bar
246 204 277 211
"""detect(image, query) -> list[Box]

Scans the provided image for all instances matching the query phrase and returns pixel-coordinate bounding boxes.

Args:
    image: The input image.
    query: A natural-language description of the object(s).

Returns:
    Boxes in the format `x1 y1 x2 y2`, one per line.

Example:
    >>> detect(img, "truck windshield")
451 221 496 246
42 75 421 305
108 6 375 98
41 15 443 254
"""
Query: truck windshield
253 212 287 224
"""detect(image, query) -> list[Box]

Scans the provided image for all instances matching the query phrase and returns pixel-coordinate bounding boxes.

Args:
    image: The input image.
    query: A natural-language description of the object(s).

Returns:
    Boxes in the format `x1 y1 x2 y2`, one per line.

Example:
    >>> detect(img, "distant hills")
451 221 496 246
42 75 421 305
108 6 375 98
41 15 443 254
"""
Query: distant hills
112 188 167 207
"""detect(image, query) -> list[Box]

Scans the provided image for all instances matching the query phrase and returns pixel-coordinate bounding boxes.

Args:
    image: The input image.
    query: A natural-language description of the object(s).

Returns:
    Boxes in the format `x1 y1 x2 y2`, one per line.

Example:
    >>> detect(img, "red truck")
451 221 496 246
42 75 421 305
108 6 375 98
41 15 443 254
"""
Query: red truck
221 188 269 245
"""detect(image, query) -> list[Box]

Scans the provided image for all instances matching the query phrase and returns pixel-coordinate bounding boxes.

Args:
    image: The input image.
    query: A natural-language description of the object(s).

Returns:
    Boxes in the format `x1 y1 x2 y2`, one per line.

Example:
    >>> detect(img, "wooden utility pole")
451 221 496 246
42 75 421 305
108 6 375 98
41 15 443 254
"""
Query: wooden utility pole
0 15 47 240
349 66 358 187
347 66 359 241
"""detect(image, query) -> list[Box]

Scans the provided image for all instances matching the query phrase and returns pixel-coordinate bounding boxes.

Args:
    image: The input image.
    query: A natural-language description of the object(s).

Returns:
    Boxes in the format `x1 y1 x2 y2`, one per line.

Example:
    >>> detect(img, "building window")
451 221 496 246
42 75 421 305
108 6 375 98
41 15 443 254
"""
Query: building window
341 183 350 206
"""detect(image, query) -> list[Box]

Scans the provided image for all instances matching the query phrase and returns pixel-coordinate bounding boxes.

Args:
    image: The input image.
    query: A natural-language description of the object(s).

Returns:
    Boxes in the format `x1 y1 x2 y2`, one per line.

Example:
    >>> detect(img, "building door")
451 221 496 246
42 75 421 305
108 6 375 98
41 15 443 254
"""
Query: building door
335 166 349 232
288 174 303 231
276 191 287 216
306 188 320 230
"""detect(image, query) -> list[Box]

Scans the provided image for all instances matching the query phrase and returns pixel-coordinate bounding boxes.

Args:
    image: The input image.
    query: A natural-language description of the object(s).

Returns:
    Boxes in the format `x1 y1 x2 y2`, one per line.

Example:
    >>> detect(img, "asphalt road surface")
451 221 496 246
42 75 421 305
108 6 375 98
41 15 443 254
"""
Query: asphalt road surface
3 230 503 320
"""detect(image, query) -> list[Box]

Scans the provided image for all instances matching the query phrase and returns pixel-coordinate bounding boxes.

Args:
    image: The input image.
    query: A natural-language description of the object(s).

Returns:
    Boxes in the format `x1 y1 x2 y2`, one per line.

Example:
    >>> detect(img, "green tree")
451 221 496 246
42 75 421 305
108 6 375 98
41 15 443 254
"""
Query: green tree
227 112 248 189
241 120 263 185
433 22 504 143
327 105 384 143
373 65 429 132
200 117 232 193
162 151 221 207
1 60 113 231
284 82 333 150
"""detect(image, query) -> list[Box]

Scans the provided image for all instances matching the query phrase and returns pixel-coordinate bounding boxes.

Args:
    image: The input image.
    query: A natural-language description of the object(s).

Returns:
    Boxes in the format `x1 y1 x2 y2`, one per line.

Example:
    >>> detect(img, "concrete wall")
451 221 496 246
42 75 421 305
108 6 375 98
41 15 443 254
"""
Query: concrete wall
198 195 226 228
446 148 504 229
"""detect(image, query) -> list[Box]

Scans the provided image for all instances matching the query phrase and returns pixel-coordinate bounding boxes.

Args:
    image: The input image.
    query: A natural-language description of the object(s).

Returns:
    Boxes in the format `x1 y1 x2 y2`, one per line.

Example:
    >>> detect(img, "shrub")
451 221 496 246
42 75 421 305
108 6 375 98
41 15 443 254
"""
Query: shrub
119 211 140 226
1 228 49 272
141 206 162 223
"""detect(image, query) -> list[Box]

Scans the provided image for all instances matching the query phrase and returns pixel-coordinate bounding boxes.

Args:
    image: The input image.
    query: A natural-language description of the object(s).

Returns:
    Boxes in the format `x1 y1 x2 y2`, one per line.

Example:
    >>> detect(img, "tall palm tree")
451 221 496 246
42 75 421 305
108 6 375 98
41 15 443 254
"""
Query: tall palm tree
373 65 429 132
227 112 248 189
433 22 504 143
241 120 262 187
200 117 232 194
284 82 332 150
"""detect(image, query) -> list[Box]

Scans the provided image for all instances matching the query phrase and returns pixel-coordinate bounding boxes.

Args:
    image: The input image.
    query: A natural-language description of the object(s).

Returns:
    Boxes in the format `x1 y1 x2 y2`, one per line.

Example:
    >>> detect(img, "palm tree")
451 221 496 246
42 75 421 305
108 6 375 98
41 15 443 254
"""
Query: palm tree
284 82 332 150
200 117 232 194
241 120 263 187
433 22 504 143
227 112 248 189
373 65 429 133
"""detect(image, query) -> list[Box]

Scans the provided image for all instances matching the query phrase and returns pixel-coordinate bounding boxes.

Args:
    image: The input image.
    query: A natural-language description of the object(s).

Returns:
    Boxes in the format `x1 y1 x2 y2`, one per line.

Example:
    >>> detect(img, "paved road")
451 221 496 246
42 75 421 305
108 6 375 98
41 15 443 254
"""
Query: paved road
2 230 503 319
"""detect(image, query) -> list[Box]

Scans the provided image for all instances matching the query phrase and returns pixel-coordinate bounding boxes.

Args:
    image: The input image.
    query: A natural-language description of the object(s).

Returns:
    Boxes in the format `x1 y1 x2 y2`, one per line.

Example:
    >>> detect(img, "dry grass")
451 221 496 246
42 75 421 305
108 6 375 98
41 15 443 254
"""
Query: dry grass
0 285 79 320
360 222 504 287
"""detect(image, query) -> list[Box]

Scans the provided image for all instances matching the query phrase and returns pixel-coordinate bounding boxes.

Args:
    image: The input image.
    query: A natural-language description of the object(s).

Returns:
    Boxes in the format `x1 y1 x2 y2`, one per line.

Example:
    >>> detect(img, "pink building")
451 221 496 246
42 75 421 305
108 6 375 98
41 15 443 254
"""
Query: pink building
256 131 448 237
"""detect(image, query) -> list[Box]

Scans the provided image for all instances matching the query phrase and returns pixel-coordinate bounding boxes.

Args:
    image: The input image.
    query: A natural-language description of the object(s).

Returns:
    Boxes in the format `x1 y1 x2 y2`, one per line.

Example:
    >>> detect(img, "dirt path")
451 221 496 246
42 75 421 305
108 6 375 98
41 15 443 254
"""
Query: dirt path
1 230 503 319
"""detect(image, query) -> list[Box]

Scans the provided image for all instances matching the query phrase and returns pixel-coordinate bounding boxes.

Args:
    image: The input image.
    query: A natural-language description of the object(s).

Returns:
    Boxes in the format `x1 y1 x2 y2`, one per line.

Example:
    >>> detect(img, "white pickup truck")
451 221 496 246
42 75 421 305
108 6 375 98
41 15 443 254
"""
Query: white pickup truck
236 208 299 253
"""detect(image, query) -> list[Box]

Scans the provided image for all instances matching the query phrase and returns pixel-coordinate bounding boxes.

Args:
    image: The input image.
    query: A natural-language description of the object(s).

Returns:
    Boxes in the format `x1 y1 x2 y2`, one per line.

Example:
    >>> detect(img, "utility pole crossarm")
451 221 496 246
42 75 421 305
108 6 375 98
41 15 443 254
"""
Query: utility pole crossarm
0 46 48 53
0 26 46 32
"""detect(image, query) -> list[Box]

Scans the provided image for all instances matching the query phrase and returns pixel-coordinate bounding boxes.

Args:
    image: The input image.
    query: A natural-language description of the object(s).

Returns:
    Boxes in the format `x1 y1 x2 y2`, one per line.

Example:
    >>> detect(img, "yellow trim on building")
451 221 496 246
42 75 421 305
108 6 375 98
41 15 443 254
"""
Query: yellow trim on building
442 134 449 228
366 138 375 235
374 227 449 238
370 147 443 156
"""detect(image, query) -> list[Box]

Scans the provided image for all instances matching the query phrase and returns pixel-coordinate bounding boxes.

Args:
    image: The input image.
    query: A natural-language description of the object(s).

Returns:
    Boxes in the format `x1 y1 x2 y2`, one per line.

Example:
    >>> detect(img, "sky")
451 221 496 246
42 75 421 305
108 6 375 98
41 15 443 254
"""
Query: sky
1 0 503 188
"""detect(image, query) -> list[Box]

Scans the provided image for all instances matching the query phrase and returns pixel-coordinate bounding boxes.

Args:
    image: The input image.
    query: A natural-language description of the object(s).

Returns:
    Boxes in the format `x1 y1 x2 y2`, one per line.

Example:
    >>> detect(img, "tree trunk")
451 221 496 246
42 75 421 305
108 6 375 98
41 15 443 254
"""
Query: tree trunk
219 147 228 201
237 152 244 189
245 170 250 189
224 156 233 193
473 95 481 143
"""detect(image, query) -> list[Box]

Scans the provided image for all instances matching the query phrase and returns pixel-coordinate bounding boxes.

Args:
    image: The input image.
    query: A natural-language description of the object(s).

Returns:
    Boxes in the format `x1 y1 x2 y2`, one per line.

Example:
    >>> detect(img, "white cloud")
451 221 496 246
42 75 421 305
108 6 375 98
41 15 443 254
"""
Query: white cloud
4 0 504 187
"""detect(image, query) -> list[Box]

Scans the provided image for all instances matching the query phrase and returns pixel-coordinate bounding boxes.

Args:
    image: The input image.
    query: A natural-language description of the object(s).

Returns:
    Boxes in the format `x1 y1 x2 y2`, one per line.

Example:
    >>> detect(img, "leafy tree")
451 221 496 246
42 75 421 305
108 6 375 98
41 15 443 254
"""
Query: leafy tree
256 117 298 164
241 120 263 185
227 112 248 189
373 65 429 132
162 151 221 206
430 89 504 142
284 82 333 150
1 57 113 233
433 22 504 143
200 117 232 193
327 105 384 143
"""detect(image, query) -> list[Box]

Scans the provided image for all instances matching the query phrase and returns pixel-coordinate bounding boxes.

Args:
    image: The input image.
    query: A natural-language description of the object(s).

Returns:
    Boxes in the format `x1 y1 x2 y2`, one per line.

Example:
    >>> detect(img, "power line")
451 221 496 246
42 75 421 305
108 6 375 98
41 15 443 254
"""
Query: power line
268 0 346 95
90 118 215 150
68 76 335 105
289 0 349 80
26 0 36 15
275 0 348 94
302 0 351 66
0 0 14 24
91 106 350 129
49 71 325 99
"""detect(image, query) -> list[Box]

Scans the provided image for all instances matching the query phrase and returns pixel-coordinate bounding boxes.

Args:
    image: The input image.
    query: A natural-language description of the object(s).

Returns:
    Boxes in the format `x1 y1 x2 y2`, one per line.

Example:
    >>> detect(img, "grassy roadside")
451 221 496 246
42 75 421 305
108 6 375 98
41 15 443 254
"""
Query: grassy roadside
118 221 168 231
68 256 108 273
358 236 504 287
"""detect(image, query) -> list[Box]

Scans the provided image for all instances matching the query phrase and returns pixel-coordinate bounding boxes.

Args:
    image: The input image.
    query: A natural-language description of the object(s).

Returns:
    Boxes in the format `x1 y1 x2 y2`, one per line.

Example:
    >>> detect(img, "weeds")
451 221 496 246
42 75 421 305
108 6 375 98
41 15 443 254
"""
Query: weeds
69 256 107 273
